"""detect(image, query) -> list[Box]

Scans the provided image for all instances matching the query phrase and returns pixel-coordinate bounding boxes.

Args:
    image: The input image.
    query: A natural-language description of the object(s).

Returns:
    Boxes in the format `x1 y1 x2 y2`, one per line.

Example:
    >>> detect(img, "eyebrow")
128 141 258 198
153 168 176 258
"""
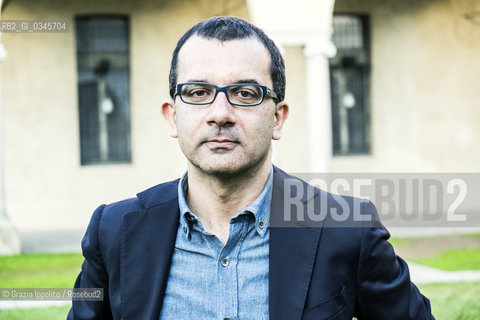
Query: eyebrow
183 79 208 84
183 79 261 85
233 79 260 85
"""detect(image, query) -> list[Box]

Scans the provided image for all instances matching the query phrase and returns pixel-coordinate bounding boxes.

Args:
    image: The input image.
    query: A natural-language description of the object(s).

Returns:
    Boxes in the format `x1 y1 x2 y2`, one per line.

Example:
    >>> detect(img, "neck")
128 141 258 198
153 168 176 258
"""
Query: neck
186 157 272 243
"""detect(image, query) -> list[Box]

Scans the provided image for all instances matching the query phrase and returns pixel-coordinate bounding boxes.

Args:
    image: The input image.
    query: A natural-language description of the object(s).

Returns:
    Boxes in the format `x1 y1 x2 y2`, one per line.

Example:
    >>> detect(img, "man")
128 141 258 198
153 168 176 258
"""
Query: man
69 16 434 319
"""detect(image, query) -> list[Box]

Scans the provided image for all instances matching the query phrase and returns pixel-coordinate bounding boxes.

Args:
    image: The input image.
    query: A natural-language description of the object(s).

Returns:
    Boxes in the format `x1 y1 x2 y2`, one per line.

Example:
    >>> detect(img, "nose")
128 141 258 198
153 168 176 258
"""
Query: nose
205 91 236 128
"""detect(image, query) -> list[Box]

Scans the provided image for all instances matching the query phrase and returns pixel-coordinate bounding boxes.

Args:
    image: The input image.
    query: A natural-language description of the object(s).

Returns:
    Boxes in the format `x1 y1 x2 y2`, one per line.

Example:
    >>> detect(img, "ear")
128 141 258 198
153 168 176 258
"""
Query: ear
272 101 289 140
161 100 178 138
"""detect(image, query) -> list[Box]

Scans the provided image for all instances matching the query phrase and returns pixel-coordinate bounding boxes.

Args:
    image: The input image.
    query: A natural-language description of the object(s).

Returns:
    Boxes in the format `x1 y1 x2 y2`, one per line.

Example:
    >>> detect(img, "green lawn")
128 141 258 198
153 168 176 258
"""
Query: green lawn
0 305 71 320
412 248 480 271
389 233 480 271
388 236 419 248
389 233 480 249
0 253 83 319
0 253 83 288
0 243 479 320
1 282 479 320
419 282 480 320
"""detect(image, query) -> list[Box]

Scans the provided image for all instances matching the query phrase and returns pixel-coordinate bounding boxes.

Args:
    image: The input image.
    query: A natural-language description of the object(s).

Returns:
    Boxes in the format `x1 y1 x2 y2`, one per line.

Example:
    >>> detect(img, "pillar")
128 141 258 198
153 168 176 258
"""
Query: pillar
0 1 21 255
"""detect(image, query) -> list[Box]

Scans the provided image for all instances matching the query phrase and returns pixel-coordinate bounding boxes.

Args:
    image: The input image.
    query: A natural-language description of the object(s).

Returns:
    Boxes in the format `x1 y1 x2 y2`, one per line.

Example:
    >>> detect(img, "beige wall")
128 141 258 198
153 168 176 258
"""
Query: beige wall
3 0 480 234
2 0 249 231
276 46 309 171
331 0 480 172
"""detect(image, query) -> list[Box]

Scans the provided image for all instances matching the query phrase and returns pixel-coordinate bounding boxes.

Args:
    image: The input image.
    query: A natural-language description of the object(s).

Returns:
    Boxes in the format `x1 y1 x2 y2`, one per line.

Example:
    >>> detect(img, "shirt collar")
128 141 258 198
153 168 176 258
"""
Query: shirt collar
177 166 273 239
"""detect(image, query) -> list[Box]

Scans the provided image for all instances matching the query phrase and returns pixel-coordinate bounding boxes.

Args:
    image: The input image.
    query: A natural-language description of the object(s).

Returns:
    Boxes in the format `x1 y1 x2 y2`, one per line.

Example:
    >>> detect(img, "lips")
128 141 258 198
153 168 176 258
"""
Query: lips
204 138 238 149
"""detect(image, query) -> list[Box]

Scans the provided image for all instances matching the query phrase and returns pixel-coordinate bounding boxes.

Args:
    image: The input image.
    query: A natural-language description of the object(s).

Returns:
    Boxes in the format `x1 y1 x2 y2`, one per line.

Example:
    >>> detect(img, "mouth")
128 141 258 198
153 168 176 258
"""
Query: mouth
204 139 239 149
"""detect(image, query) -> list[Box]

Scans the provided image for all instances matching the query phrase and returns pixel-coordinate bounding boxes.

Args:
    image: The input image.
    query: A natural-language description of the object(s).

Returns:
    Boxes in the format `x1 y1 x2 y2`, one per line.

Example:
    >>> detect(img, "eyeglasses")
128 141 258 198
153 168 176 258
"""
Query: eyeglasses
174 82 278 107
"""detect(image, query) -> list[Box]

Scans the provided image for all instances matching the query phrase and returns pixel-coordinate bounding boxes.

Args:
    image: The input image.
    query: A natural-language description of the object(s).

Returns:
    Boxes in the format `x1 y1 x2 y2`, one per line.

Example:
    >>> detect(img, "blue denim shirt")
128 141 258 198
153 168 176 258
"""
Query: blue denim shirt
159 168 273 320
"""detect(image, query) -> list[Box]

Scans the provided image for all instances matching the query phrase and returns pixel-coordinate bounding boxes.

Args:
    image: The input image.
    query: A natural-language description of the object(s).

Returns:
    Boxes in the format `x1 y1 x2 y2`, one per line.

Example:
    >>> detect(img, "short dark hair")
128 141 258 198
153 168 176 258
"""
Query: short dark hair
168 16 286 103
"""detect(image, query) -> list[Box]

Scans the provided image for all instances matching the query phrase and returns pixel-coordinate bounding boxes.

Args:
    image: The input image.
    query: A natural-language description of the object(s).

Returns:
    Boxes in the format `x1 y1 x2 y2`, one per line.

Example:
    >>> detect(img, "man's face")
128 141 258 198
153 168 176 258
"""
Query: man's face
163 36 288 176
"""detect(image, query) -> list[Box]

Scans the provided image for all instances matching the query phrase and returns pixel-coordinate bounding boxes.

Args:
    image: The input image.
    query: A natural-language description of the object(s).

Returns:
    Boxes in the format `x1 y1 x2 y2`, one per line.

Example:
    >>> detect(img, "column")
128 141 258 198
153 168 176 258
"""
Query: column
0 36 21 255
247 0 337 173
304 38 336 172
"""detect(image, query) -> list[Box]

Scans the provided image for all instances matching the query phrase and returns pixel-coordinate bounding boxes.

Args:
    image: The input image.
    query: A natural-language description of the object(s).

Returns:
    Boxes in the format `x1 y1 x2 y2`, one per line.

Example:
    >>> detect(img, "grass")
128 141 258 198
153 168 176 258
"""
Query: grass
389 233 480 271
0 305 71 320
1 282 479 320
389 233 480 249
419 282 480 320
0 242 479 320
0 253 82 319
0 253 83 288
388 236 418 248
412 248 480 271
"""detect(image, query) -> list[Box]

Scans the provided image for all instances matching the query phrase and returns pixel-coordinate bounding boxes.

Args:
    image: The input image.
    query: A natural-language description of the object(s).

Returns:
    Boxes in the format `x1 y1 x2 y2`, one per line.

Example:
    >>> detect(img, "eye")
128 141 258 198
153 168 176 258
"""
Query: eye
230 85 262 103
181 84 215 102
237 90 255 98
190 89 209 97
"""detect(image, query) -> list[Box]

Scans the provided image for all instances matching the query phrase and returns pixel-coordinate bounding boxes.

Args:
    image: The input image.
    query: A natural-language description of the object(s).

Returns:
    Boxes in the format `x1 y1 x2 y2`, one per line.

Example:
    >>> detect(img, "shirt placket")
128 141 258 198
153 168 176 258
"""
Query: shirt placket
216 216 249 320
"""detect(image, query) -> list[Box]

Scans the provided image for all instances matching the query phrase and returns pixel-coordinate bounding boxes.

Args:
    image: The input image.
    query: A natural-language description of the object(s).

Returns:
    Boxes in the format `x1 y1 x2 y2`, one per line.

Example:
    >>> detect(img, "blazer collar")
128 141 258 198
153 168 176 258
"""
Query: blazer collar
269 166 324 320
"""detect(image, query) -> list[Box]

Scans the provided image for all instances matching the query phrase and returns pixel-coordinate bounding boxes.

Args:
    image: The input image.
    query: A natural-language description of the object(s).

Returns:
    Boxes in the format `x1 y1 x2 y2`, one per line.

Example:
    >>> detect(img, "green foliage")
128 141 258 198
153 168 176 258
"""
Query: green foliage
412 249 480 271
419 282 480 320
0 253 83 288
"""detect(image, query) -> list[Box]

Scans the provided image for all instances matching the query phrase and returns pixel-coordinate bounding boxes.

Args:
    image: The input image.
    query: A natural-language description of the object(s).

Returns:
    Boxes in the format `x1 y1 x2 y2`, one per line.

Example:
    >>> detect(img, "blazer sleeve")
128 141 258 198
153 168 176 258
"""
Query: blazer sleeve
355 200 435 320
68 205 114 320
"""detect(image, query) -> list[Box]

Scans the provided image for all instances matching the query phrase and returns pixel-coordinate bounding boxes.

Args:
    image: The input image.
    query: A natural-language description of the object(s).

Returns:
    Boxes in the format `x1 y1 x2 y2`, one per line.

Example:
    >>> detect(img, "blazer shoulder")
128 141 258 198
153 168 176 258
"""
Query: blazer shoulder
92 179 180 237
90 179 180 268
100 178 179 216
136 178 180 208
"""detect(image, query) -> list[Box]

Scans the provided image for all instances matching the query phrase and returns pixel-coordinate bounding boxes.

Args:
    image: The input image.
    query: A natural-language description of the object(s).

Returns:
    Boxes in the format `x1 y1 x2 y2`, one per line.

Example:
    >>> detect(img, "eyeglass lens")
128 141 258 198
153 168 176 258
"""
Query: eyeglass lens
180 83 263 105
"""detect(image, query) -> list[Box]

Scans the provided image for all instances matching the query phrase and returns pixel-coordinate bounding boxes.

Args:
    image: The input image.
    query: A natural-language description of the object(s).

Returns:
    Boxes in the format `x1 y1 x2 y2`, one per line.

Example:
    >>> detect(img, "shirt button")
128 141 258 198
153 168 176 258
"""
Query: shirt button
223 318 230 320
220 257 229 267
258 220 265 228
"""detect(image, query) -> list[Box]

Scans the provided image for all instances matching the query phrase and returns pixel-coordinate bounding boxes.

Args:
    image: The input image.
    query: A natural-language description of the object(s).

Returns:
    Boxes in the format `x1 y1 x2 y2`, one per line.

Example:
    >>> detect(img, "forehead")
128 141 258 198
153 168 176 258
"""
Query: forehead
176 35 272 86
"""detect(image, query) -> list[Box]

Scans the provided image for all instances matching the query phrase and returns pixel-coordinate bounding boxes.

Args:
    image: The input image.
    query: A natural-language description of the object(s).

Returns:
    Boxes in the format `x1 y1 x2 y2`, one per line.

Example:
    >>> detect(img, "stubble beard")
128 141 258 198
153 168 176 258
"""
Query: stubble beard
184 142 271 180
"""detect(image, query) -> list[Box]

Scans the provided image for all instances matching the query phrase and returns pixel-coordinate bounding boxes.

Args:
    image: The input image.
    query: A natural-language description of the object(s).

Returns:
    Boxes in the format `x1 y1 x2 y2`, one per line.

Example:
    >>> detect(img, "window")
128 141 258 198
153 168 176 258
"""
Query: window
76 16 131 165
329 14 371 155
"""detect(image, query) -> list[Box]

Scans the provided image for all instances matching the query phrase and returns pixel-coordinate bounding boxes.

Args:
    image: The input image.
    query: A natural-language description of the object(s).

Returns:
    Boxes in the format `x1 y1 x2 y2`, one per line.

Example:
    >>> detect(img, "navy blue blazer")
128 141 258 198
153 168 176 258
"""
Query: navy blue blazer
68 167 434 320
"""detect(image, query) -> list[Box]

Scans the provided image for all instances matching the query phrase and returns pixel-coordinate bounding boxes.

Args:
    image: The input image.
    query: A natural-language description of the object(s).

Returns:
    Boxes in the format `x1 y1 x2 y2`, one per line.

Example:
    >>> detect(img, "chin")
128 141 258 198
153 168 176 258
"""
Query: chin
197 163 249 176
192 157 265 177
187 148 271 177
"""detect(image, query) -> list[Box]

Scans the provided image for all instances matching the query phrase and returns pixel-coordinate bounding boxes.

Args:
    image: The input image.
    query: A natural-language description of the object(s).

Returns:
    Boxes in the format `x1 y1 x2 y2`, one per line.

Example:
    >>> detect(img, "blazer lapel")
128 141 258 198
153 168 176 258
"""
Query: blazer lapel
120 197 179 319
269 168 324 320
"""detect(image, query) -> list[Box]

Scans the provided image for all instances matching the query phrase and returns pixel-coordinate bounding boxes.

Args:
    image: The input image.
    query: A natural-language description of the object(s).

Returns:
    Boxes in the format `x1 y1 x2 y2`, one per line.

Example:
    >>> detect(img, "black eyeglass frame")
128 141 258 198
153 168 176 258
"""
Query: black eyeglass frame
174 82 278 107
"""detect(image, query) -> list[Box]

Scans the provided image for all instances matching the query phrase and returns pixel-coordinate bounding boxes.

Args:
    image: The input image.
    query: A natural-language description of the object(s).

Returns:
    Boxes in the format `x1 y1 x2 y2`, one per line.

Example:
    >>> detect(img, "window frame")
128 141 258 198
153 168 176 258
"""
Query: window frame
329 13 372 156
75 15 132 166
